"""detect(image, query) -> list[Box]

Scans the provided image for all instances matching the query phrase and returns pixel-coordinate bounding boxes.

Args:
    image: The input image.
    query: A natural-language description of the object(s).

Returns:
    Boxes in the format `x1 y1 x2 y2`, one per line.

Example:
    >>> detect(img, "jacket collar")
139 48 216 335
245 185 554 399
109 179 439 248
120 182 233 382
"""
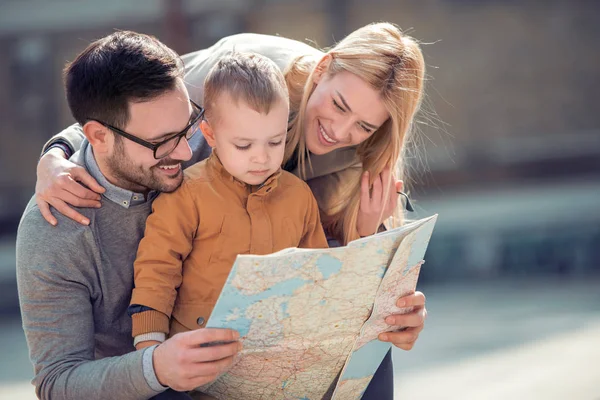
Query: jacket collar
207 150 281 198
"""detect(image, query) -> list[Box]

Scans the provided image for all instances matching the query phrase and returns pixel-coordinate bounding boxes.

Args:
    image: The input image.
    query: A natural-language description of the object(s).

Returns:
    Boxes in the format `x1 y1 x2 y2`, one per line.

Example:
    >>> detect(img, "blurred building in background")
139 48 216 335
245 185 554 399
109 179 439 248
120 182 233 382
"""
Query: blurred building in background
1 0 599 281
1 1 599 398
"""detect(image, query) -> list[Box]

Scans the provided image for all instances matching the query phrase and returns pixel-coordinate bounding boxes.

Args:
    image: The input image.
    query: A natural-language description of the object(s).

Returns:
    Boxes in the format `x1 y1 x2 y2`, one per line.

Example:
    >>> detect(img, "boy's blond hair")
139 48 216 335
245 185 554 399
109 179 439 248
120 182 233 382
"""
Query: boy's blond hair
203 52 289 124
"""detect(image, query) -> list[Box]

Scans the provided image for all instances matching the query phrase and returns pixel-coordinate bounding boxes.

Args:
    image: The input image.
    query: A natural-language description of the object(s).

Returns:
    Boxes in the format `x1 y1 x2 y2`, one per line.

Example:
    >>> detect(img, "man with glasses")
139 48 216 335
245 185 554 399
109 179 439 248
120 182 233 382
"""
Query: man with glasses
16 31 240 400
89 99 204 159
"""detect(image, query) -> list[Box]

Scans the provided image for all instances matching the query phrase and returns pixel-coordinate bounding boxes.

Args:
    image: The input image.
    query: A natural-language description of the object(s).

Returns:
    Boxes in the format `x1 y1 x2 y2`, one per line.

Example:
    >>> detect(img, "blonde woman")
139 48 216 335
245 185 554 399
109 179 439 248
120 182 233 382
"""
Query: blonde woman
36 23 428 399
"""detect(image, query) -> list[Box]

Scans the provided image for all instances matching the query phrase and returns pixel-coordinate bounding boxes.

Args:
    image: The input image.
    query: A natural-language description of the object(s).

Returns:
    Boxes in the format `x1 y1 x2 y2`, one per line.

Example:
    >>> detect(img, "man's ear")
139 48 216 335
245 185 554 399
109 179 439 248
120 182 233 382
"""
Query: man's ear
200 120 216 148
313 54 332 84
82 121 111 154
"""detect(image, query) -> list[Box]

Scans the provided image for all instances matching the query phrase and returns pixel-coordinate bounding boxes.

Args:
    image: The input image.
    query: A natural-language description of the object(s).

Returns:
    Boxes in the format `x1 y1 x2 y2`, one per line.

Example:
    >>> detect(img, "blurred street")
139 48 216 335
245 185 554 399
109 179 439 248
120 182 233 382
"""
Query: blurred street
2 272 599 399
393 278 600 399
1 1 599 399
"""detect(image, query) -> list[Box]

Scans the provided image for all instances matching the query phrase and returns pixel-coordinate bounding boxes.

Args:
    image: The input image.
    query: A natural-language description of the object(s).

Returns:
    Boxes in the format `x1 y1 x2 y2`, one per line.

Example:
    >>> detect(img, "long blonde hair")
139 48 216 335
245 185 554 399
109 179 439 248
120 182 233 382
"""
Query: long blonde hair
284 22 425 244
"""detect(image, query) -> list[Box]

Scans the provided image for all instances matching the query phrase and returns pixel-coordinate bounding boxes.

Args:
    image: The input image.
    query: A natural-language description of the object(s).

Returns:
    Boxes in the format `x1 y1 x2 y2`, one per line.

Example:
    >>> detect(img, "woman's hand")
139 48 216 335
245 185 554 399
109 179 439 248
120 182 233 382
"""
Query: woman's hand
356 167 403 237
36 148 105 226
379 291 427 350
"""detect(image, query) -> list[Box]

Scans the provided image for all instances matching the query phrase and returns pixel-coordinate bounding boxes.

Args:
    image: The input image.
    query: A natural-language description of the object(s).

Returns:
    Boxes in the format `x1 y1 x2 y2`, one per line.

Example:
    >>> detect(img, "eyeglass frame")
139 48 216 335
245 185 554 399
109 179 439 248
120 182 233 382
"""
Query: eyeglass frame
86 100 205 159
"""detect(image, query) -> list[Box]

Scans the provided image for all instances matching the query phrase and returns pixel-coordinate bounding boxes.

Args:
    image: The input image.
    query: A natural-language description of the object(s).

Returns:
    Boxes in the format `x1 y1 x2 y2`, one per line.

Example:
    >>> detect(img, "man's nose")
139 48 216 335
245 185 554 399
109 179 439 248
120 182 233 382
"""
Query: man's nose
170 137 193 162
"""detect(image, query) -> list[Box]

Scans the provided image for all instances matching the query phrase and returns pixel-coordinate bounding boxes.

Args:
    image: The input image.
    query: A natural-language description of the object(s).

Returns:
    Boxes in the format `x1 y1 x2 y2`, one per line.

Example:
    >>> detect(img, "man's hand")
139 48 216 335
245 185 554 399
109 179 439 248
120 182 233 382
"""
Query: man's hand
153 328 241 391
378 291 427 351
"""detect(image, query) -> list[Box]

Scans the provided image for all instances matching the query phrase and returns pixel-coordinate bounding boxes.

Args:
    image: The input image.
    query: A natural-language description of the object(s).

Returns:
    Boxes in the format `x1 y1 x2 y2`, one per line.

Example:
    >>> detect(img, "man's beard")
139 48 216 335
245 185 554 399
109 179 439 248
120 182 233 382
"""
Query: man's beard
106 142 184 194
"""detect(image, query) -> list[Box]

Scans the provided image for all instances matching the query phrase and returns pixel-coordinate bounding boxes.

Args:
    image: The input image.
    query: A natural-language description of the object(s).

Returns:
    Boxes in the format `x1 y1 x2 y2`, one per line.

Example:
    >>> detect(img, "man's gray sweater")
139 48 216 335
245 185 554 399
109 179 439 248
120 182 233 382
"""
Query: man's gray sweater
16 141 168 400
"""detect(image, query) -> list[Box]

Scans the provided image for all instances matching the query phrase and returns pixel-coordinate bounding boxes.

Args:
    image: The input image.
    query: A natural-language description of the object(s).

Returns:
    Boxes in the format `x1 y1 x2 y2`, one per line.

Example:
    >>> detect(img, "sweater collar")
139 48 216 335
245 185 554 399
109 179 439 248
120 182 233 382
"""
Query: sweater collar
77 141 157 208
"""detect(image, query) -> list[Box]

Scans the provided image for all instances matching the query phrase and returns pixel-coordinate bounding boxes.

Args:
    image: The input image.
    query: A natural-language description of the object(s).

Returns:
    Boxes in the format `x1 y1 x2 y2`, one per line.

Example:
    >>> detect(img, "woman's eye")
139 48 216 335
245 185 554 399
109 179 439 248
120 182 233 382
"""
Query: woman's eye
360 125 373 134
269 141 283 147
333 99 345 112
235 144 251 151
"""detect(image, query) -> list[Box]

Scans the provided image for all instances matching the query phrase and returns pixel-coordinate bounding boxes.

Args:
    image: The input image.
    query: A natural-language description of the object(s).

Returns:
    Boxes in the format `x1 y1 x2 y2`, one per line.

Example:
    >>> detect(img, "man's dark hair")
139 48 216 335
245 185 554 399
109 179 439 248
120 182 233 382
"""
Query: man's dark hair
64 30 184 129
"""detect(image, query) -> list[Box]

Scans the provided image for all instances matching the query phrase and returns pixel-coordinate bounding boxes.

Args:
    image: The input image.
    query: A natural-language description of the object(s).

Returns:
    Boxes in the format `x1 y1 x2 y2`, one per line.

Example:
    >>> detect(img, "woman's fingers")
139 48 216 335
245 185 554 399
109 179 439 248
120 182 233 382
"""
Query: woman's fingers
36 198 57 226
371 172 383 208
60 190 101 209
357 168 405 236
384 306 427 327
386 174 400 215
36 151 102 226
381 167 391 190
397 291 426 308
48 198 90 225
379 326 423 350
359 171 371 211
70 166 105 197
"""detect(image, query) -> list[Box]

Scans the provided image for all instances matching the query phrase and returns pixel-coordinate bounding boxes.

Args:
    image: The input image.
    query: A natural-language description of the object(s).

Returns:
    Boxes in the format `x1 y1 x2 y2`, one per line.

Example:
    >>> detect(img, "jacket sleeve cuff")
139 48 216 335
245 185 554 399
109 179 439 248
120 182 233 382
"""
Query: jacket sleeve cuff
41 123 84 156
132 309 170 337
134 332 166 347
41 141 73 159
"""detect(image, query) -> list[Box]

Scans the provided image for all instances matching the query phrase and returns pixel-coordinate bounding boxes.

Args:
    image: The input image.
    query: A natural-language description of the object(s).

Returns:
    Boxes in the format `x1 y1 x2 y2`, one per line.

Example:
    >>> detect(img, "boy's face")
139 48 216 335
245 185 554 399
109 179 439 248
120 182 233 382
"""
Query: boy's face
204 93 289 186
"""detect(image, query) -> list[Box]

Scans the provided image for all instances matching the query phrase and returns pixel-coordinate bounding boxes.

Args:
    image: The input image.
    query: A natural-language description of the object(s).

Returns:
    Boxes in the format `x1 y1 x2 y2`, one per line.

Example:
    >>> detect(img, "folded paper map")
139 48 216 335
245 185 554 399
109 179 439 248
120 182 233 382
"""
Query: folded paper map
202 215 438 399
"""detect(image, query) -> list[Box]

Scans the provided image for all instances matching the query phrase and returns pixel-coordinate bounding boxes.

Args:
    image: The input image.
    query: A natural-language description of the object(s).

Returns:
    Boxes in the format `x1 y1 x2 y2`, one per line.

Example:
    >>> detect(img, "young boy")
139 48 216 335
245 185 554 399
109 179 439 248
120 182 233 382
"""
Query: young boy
129 52 328 350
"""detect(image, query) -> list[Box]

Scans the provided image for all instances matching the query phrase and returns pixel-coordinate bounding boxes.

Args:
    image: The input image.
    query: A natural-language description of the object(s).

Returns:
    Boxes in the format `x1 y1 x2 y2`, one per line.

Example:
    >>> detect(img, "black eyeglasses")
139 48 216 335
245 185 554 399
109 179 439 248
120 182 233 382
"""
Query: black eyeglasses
87 100 205 159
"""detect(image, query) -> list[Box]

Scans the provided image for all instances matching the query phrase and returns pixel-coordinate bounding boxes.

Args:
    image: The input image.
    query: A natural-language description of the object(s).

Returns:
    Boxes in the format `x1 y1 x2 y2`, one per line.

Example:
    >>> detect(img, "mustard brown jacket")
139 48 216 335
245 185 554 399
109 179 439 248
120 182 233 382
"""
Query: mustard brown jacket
130 153 328 337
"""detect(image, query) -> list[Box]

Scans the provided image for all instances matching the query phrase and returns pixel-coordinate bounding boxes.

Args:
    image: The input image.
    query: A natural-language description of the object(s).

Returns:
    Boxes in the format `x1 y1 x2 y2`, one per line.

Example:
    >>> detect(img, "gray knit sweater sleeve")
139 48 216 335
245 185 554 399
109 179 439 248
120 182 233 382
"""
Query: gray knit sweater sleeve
16 200 162 400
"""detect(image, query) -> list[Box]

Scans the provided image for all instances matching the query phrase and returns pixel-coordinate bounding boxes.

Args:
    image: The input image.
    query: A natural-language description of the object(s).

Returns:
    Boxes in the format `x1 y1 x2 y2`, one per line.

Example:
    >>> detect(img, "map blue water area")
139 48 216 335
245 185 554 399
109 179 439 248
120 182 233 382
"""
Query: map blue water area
315 254 343 279
281 301 290 318
207 274 313 335
220 316 253 338
339 340 391 380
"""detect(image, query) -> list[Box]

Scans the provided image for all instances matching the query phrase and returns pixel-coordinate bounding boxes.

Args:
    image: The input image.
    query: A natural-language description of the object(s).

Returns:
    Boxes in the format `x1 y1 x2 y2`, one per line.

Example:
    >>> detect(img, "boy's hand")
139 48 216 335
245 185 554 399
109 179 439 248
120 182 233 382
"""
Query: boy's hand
135 340 162 351
153 328 241 391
